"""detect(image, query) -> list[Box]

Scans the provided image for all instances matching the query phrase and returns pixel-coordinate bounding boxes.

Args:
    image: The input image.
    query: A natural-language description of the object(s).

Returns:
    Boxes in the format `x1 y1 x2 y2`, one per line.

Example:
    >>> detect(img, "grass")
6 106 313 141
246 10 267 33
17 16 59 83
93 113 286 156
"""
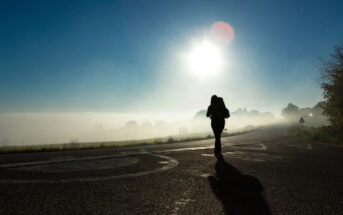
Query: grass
0 129 253 154
287 125 343 146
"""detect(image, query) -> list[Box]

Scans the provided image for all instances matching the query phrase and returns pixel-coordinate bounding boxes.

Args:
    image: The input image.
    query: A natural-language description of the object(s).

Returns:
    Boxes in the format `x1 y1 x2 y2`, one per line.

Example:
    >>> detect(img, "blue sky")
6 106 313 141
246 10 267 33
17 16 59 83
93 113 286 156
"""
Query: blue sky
1 0 343 114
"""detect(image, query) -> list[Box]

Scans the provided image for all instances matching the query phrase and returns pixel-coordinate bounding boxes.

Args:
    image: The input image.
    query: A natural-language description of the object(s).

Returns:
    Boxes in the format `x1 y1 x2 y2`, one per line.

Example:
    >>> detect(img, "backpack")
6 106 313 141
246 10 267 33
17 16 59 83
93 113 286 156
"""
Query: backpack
224 108 230 118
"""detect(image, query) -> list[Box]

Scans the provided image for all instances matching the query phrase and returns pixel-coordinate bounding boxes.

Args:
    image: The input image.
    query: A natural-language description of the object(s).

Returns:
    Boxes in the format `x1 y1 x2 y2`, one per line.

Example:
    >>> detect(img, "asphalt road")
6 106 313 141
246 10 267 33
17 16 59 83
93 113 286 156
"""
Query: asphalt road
0 126 343 215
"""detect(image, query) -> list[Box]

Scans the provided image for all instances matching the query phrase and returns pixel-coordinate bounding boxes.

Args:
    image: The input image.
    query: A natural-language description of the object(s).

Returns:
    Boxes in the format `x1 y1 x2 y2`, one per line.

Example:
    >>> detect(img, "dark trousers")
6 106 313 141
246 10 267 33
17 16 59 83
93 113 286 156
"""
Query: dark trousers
211 123 225 152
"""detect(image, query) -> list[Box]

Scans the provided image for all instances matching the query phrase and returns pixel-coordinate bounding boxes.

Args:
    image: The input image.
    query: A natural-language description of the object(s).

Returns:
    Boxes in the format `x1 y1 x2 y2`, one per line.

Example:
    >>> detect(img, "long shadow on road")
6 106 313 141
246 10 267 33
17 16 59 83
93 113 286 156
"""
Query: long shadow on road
208 155 271 215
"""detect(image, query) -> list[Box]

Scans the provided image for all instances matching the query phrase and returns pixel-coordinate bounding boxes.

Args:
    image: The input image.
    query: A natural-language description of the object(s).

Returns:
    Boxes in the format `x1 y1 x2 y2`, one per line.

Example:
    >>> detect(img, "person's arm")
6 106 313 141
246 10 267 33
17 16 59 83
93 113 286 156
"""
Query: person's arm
206 105 212 117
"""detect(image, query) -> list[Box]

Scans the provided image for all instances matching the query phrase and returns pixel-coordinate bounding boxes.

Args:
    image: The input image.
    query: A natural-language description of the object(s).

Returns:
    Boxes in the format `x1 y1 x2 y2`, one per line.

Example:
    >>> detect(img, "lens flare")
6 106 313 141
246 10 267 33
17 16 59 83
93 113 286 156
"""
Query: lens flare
211 21 234 44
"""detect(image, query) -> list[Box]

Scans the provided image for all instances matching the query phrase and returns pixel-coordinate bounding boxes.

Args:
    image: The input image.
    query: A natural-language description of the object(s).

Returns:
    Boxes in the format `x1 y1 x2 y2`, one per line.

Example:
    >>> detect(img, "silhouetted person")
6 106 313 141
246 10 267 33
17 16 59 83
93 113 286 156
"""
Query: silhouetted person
206 95 230 155
208 155 271 215
299 116 305 125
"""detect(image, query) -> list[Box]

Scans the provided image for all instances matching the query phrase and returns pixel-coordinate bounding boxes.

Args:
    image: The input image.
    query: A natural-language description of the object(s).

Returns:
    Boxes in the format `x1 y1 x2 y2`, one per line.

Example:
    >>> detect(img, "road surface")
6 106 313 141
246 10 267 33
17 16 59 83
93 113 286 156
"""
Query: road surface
0 126 343 214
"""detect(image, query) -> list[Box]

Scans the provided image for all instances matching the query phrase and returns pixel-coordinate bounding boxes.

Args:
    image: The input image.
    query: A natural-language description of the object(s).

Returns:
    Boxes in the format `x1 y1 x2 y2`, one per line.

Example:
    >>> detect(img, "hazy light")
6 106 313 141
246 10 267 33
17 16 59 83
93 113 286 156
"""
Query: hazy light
186 39 224 78
211 21 234 44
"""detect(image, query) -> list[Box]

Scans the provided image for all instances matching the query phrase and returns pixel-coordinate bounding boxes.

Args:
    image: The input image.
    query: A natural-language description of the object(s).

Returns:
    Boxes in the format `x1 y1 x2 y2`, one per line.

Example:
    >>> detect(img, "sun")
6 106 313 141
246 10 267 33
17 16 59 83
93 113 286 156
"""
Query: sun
186 39 224 78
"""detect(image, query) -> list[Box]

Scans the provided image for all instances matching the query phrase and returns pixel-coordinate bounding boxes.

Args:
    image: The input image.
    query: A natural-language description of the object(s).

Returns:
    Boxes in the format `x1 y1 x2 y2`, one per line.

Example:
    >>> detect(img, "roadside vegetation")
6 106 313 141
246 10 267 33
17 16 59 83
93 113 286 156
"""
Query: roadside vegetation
288 43 343 145
287 125 343 146
318 43 343 145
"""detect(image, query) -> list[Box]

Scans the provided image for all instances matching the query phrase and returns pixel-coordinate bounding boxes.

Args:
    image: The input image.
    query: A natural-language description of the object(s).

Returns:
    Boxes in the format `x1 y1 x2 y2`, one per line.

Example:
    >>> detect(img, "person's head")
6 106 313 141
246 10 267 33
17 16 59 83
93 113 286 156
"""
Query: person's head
211 95 218 105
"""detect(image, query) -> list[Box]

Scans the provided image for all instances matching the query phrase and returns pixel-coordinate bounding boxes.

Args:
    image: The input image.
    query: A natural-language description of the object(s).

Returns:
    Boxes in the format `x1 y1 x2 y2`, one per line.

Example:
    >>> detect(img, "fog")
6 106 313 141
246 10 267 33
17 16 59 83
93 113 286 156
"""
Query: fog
0 109 280 146
0 112 188 146
0 100 330 147
281 102 329 127
0 35 325 148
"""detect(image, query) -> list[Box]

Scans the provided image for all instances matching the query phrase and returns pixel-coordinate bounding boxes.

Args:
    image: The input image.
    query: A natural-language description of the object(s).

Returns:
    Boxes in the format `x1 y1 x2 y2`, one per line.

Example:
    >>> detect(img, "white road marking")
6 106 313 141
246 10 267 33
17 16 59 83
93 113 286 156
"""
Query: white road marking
156 143 267 154
229 143 267 151
0 152 139 168
200 173 211 178
155 146 214 153
171 189 195 215
158 161 169 164
201 154 215 157
201 150 282 162
50 156 75 161
15 157 139 172
0 142 252 170
0 153 178 184
288 144 310 150
0 142 269 183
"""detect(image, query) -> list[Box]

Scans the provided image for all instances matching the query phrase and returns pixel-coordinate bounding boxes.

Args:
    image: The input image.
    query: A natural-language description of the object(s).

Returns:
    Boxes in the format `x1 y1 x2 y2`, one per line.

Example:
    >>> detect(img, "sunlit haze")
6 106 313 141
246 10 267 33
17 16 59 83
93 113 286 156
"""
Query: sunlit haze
1 0 343 145
185 38 224 79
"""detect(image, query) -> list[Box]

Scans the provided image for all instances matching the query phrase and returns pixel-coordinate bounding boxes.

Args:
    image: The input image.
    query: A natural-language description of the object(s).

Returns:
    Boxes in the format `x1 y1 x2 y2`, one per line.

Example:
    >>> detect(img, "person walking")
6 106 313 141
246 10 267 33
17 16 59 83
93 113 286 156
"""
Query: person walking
206 95 230 155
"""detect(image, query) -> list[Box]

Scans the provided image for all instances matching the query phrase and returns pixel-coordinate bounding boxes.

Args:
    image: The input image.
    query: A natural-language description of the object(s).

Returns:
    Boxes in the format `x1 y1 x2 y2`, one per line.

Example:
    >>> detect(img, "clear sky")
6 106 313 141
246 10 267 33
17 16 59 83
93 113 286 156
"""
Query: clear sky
1 0 343 114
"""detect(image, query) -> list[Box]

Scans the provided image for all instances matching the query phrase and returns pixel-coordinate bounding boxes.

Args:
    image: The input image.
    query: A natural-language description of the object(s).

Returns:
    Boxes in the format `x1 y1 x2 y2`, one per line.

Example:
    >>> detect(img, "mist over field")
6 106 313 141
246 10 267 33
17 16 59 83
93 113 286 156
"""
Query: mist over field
1 0 341 152
0 110 277 146
0 101 330 147
0 112 186 146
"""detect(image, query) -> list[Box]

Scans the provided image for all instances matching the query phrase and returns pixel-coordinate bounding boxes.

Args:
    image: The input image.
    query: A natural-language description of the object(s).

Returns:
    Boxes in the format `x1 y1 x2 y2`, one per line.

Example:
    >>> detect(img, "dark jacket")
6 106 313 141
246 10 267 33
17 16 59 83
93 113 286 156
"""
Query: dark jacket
206 101 229 126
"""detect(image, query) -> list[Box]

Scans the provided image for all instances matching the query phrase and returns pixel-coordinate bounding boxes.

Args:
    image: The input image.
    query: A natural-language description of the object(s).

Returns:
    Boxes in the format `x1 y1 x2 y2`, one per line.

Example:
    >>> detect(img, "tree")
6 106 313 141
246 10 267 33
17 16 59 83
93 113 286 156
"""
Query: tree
282 103 301 122
320 43 343 132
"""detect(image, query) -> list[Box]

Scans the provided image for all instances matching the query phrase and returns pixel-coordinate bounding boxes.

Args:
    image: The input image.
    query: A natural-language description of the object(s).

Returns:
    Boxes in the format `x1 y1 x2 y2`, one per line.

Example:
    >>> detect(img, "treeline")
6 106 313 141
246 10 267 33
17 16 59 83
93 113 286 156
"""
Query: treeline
281 102 328 127
319 43 343 143
302 43 343 144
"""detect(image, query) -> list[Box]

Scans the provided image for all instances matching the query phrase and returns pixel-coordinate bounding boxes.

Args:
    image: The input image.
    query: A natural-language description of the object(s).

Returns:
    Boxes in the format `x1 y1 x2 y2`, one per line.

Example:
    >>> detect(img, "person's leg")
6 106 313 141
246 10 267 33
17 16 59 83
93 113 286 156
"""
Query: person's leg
211 126 218 153
212 124 224 153
212 126 219 152
215 124 224 152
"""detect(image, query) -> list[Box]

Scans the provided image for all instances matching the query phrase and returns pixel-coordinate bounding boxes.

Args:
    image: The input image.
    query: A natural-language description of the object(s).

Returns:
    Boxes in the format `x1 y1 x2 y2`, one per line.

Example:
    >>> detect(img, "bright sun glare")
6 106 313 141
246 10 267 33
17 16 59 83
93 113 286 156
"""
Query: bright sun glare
186 39 224 78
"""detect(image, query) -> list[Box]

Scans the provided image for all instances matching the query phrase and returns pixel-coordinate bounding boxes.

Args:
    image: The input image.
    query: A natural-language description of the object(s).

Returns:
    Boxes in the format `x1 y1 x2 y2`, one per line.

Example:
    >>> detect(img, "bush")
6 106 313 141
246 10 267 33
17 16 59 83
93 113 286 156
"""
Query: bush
167 137 174 143
290 125 343 145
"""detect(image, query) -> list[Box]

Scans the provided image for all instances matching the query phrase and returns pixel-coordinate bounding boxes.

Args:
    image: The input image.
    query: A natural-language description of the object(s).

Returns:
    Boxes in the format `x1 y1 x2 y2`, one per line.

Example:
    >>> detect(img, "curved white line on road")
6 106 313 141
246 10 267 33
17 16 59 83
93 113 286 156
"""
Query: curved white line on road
228 143 267 151
155 146 214 153
0 152 140 168
0 153 178 184
260 143 267 150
